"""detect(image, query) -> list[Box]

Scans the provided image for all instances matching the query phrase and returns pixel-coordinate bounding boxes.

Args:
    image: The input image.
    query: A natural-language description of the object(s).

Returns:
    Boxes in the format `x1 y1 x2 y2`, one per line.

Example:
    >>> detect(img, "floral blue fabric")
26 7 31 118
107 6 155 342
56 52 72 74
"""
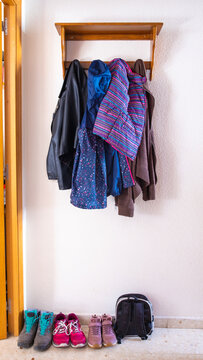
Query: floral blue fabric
70 60 134 209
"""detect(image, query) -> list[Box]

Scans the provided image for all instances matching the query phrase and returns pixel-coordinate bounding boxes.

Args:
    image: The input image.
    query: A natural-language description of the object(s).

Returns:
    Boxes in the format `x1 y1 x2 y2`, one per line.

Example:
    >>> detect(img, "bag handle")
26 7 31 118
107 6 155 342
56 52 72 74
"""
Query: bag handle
116 293 149 306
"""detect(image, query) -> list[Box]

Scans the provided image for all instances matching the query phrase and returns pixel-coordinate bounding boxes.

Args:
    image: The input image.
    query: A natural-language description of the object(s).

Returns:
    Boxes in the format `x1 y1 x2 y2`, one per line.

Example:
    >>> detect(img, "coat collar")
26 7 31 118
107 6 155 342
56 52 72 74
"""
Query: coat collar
109 58 147 86
87 60 111 101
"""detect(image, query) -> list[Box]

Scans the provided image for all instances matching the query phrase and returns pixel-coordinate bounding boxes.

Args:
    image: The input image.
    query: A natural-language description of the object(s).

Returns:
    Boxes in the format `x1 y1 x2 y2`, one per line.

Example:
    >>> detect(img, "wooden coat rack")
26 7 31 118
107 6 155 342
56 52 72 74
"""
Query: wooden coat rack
55 22 163 81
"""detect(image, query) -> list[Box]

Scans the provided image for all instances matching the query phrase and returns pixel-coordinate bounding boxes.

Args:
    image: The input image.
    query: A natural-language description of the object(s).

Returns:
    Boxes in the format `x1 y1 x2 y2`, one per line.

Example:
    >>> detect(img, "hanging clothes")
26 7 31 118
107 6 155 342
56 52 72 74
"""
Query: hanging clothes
104 142 134 197
115 59 157 217
70 60 135 209
93 58 147 161
70 60 111 209
46 60 87 190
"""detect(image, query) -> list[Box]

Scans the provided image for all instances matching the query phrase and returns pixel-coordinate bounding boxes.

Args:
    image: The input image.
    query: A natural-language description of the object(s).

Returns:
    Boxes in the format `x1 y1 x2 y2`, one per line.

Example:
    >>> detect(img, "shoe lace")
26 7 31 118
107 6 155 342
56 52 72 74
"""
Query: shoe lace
68 320 80 334
90 324 100 335
89 315 101 335
53 320 69 336
103 324 112 334
40 314 53 336
25 315 39 333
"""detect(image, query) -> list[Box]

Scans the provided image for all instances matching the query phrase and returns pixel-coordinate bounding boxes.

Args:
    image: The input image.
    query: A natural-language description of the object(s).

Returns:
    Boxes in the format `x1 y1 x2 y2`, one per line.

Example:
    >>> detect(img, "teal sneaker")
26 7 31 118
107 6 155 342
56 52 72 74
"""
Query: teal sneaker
17 309 39 348
33 311 54 351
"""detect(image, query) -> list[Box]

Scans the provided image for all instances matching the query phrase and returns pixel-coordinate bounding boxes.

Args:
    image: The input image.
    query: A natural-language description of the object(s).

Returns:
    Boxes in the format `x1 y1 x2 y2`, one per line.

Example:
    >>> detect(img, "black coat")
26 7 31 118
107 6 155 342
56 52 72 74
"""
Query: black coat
46 60 87 189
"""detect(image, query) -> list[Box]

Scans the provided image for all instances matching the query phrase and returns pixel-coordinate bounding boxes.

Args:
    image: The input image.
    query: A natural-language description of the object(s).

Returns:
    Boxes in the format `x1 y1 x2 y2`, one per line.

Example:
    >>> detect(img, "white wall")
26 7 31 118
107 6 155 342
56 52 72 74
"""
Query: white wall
22 0 203 317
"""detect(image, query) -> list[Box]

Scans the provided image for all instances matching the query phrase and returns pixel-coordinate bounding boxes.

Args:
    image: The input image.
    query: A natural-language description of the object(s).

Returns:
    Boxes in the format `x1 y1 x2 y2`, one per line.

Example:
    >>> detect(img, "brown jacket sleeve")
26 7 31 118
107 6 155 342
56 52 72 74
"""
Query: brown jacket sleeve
115 59 157 217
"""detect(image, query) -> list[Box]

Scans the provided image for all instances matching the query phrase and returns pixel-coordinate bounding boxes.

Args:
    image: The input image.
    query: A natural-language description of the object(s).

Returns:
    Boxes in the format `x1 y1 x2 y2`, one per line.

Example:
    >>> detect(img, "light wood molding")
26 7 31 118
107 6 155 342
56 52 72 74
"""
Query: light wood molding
150 26 157 80
4 2 19 336
3 0 23 336
55 22 163 38
0 1 7 340
61 26 66 79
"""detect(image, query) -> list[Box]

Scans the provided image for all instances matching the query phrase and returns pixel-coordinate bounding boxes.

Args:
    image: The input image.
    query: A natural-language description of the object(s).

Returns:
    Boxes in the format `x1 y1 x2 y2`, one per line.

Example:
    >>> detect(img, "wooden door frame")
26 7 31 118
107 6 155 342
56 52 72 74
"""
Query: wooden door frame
0 1 7 340
3 0 23 336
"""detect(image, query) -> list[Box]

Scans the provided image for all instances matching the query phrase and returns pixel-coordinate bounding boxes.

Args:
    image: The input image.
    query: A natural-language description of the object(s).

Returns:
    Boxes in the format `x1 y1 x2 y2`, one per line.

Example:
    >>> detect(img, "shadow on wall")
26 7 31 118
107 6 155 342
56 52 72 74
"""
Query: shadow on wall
136 21 184 216
25 207 57 311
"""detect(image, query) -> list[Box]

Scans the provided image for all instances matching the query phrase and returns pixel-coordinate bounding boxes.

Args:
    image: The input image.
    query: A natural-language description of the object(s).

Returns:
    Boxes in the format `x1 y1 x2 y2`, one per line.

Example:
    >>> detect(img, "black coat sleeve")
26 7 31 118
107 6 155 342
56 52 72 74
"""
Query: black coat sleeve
46 60 87 190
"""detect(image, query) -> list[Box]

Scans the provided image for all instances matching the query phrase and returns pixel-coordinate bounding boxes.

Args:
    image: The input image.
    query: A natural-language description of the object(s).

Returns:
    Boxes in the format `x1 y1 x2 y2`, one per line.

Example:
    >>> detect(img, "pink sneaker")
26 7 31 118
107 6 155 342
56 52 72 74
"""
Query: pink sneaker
67 313 86 348
52 313 70 347
102 314 117 347
88 315 102 348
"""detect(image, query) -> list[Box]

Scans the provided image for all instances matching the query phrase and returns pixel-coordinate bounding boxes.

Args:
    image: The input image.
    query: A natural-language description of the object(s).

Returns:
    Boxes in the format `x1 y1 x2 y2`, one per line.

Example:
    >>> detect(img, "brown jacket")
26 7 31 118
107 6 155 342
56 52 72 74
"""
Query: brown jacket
115 59 157 217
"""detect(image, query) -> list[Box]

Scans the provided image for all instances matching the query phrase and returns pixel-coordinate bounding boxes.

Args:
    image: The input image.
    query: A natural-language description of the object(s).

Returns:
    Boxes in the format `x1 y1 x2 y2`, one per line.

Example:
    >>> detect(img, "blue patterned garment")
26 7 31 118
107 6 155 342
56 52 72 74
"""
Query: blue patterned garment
70 60 134 209
70 60 111 209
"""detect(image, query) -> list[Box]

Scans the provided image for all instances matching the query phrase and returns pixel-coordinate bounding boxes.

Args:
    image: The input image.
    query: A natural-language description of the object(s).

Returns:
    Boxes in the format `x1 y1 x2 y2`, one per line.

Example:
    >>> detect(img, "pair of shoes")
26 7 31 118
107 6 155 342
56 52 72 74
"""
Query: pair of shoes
53 312 86 348
88 314 117 348
17 310 54 351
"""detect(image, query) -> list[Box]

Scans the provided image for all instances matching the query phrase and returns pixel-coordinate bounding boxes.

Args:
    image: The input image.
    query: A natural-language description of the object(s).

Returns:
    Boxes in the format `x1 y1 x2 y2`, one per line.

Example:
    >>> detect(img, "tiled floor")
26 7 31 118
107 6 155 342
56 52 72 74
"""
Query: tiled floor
0 327 203 360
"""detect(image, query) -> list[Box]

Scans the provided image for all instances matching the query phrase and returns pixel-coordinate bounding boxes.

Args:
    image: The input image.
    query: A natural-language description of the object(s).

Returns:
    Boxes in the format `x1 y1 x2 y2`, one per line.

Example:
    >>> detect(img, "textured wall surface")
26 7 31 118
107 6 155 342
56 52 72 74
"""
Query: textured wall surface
22 0 203 317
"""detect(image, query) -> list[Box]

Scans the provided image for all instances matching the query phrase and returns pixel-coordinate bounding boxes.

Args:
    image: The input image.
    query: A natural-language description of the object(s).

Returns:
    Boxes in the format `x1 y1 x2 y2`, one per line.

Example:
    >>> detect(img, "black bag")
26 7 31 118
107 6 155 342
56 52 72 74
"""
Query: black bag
114 293 154 343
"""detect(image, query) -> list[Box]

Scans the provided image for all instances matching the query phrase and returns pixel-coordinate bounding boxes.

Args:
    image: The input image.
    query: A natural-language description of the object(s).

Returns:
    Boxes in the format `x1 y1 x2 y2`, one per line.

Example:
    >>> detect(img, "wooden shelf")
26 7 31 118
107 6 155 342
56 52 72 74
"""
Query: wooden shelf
55 22 163 80
55 22 163 40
